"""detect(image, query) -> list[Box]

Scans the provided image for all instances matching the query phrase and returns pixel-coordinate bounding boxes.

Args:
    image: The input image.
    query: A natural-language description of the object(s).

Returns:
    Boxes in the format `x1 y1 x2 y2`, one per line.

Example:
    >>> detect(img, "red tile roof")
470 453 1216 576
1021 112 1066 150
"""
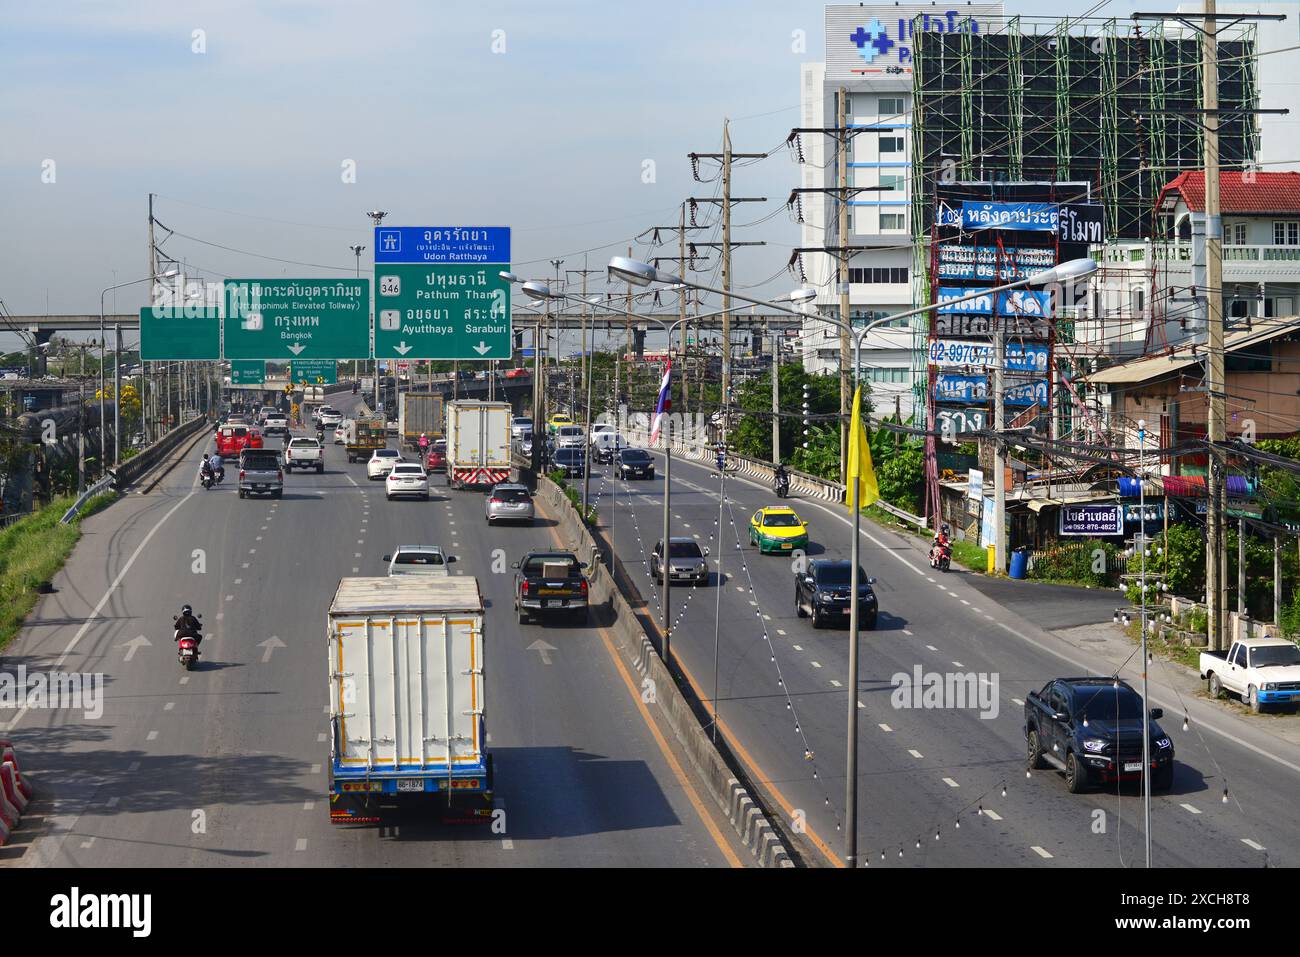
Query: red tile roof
1158 171 1300 215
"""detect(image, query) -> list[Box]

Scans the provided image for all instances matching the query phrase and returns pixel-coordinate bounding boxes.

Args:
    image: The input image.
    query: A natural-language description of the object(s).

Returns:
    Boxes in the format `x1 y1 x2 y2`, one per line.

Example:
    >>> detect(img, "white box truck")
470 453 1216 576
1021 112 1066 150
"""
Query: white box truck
327 576 493 825
445 399 511 489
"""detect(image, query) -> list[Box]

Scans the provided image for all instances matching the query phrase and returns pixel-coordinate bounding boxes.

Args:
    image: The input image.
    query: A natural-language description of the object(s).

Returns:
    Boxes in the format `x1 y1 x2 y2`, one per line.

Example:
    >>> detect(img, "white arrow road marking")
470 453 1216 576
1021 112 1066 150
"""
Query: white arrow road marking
527 639 557 665
120 635 151 662
259 636 286 663
288 343 305 355
393 342 413 355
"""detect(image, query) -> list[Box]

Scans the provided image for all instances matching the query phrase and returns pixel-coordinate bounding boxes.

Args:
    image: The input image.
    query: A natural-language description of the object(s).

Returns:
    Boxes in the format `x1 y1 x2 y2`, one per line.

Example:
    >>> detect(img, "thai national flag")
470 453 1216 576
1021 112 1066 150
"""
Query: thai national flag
649 361 672 446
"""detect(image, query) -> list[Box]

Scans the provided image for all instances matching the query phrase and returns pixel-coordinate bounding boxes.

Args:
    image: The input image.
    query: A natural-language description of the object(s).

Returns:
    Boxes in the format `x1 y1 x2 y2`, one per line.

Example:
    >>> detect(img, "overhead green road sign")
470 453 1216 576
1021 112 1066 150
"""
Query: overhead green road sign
231 360 265 385
139 306 221 360
288 358 338 385
223 278 370 360
373 264 511 360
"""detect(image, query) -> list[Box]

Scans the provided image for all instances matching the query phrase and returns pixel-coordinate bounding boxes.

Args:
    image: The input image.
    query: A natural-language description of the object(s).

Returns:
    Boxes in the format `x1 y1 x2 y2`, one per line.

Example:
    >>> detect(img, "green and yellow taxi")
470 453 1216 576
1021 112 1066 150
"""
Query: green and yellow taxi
547 413 575 434
749 506 809 554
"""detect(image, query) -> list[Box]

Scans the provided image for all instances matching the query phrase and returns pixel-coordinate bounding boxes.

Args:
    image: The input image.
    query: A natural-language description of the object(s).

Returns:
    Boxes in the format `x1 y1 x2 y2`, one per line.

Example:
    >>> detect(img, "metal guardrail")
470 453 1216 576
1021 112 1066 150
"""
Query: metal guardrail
60 474 114 525
1 509 34 530
621 425 930 530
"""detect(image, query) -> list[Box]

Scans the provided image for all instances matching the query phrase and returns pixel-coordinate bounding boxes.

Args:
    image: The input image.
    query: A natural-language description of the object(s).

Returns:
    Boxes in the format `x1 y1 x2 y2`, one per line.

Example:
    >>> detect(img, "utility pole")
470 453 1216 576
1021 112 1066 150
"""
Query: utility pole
113 323 121 466
837 87 851 485
688 126 767 428
722 121 732 412
993 319 1007 574
1203 0 1227 651
771 322 780 464
147 193 157 442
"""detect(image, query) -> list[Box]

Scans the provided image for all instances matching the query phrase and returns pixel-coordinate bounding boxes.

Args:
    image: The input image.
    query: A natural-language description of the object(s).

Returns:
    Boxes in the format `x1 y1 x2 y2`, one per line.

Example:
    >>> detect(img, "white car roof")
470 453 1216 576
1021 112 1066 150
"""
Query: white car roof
372 448 399 456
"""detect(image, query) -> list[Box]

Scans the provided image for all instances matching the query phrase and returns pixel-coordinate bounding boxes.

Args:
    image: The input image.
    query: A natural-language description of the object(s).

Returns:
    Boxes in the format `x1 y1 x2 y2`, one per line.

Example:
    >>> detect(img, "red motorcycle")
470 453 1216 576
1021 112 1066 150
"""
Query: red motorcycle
929 538 952 573
177 636 200 670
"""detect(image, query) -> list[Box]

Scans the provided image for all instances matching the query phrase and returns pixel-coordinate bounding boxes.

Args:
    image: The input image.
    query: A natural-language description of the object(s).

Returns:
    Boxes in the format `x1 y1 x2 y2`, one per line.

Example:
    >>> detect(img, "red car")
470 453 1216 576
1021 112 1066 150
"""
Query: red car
216 425 253 457
504 367 529 379
425 439 447 472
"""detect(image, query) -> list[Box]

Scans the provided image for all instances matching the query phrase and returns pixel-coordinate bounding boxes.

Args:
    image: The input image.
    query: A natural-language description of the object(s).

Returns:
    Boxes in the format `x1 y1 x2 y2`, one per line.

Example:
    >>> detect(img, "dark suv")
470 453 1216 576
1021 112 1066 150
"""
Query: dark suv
1025 677 1175 793
794 560 878 629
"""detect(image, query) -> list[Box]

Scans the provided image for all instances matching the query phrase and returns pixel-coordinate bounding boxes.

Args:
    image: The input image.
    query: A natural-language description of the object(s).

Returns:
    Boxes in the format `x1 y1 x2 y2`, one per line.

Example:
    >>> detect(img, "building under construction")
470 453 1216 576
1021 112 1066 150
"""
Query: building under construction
908 16 1258 244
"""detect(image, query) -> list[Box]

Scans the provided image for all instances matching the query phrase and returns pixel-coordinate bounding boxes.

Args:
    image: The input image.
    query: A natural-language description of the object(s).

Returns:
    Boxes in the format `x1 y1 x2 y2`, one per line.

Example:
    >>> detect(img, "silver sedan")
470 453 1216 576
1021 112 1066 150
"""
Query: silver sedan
485 483 535 525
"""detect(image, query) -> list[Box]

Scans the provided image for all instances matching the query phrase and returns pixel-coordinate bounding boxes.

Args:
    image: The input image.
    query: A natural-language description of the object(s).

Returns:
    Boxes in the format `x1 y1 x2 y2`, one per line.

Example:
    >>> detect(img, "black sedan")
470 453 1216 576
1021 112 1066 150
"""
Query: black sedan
794 559 878 629
616 448 655 480
552 447 586 478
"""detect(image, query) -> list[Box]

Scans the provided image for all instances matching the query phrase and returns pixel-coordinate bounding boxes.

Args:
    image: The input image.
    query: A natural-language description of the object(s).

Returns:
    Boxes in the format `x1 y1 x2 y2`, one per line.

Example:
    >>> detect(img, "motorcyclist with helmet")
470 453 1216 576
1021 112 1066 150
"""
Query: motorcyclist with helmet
174 604 203 649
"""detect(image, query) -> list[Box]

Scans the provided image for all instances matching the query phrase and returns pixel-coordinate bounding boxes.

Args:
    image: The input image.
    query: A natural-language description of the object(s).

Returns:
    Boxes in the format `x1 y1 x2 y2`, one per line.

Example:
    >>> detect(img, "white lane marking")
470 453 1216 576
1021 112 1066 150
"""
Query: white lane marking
346 475 360 487
902 629 913 636
295 839 308 851
776 629 786 636
249 548 256 554
215 612 224 621
1181 803 1201 815
942 777 960 788
310 764 322 774
960 599 970 605
80 837 95 849
952 661 964 668
501 838 515 850
981 809 1002 821
792 645 804 652
303 801 314 811
317 733 327 742
146 730 158 741
927 577 936 583
907 749 923 759
857 700 865 709
1030 846 1053 859
179 676 190 685
1242 838 1266 851
225 595 234 602
164 702 175 711
810 661 822 669
352 567 359 573
878 723 892 732
241 562 249 569
763 614 772 621
926 645 938 651
830 679 842 687
233 578 243 585
1012 697 1024 706
5 487 197 732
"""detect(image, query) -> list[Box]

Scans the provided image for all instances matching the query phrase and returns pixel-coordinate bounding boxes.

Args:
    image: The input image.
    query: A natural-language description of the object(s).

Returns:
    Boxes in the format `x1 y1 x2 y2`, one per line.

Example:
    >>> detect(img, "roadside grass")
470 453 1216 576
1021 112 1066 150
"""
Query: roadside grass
0 492 120 651
860 503 1001 578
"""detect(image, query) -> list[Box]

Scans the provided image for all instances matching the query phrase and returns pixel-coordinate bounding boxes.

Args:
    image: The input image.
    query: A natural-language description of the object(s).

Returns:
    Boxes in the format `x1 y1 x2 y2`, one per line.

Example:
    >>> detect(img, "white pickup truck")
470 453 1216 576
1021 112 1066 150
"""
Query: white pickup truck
284 437 325 474
1200 637 1300 713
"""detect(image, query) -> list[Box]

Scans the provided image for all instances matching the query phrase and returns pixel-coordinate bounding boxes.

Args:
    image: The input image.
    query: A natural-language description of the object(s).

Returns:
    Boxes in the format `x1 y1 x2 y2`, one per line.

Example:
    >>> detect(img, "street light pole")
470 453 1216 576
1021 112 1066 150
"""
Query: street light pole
1138 419 1152 869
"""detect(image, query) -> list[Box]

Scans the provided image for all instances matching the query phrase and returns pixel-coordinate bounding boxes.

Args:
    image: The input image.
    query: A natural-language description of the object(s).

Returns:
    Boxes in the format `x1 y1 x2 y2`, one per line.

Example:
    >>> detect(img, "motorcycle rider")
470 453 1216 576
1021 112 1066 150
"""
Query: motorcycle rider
209 451 225 484
774 461 791 494
199 453 215 487
174 603 203 649
931 523 952 565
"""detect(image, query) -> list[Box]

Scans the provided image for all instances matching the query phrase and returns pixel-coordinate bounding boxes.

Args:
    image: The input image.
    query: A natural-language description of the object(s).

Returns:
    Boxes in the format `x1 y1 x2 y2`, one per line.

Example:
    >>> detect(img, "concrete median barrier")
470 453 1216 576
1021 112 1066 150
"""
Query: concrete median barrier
537 476 793 868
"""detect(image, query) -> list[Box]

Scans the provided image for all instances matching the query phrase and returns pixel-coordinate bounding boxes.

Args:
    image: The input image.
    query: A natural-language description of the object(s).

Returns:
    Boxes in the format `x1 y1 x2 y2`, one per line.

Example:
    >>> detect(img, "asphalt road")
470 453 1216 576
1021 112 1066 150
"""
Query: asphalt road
1 401 746 868
594 448 1300 868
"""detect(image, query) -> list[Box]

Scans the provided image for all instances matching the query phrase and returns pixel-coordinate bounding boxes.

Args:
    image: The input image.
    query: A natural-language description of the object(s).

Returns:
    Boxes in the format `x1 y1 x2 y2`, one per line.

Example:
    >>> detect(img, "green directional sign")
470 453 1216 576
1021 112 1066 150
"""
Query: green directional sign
223 279 370 360
288 358 338 385
139 306 221 360
373 264 511 360
230 360 265 385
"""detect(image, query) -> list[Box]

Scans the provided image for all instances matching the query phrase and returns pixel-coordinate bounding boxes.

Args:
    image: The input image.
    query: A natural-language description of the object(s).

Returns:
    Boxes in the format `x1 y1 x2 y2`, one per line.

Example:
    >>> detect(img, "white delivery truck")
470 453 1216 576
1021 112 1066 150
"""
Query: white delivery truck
326 576 493 825
445 399 511 489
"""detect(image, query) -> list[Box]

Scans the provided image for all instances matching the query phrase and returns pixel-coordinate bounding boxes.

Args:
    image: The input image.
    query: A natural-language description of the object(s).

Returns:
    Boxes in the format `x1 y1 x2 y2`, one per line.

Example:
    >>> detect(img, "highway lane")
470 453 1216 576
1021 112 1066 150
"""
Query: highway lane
3 410 745 868
596 447 1300 867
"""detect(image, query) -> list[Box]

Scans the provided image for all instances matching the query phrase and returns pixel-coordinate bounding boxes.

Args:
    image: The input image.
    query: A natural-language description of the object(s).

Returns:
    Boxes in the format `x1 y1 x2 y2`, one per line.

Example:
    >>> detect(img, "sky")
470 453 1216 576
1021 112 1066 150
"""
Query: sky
0 0 1175 353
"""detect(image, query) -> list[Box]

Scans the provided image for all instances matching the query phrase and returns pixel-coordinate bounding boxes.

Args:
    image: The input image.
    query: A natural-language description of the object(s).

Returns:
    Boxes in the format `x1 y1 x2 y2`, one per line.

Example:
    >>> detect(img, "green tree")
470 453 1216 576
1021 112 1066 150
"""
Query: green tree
726 367 844 466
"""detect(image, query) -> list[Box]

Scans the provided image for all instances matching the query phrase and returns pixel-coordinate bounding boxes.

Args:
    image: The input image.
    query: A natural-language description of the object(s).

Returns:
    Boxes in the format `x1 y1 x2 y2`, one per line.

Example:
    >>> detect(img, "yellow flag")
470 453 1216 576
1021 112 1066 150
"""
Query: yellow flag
847 385 879 511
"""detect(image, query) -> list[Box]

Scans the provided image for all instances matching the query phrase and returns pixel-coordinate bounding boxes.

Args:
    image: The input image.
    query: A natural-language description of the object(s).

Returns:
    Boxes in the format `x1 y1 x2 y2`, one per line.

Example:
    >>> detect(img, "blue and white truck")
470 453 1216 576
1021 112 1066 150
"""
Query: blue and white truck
327 576 493 824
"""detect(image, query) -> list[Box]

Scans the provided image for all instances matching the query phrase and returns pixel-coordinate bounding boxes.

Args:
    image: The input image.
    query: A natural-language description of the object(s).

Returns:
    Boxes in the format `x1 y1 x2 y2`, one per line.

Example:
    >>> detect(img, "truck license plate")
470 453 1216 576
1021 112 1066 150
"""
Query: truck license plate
397 779 425 792
1123 762 1142 772
545 600 563 608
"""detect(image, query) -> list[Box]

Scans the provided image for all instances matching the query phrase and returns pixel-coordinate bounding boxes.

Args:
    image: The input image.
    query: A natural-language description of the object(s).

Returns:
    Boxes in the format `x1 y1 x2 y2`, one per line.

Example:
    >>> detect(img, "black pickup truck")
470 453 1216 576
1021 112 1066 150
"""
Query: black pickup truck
1025 677 1175 793
512 551 589 625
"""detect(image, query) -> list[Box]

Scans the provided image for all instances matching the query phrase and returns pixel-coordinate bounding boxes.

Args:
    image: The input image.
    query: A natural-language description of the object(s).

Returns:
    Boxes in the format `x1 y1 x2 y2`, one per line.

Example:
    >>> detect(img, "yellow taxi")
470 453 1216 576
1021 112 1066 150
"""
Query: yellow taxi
749 506 809 554
547 413 575 434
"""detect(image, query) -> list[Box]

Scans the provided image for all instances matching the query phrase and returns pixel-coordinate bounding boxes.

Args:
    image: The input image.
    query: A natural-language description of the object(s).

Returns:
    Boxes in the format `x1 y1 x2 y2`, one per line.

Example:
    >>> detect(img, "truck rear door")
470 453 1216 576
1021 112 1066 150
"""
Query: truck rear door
333 613 484 774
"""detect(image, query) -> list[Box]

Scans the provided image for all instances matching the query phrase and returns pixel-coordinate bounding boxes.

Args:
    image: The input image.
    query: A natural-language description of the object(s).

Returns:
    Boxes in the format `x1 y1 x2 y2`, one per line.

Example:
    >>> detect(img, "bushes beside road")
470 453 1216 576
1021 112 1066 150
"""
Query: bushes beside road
0 492 118 651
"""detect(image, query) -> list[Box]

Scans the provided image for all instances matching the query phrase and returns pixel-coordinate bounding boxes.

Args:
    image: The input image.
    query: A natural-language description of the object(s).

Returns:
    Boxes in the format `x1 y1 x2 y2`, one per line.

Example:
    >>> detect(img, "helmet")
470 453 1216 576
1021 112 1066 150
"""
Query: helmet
181 604 193 615
202 452 209 459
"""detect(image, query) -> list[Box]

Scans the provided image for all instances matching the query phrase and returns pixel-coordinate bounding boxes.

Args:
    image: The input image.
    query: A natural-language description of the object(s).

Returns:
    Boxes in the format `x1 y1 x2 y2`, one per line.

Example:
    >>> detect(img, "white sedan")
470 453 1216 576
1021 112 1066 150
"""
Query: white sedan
385 463 430 501
366 448 403 480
